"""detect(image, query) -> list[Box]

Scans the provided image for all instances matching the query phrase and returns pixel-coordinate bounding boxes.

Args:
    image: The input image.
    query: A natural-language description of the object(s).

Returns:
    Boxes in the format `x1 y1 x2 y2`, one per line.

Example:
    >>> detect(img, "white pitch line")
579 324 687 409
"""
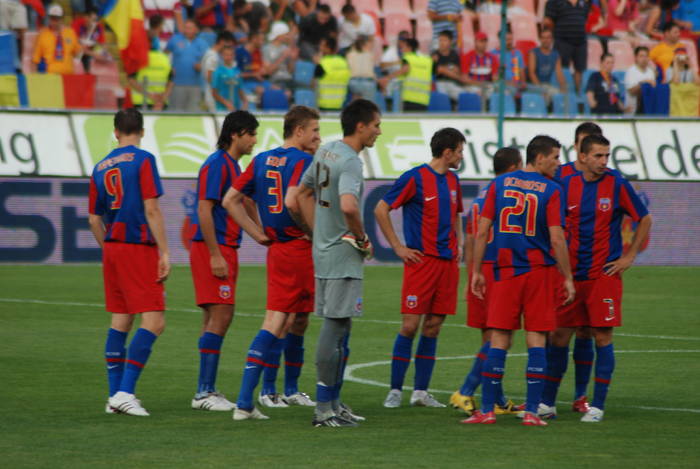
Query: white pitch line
345 351 700 414
1 297 700 343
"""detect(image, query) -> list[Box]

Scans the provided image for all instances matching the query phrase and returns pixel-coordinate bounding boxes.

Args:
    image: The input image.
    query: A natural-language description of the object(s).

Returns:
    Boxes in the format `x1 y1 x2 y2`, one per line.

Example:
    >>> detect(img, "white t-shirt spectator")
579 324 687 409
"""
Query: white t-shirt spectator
338 13 376 50
201 48 221 112
624 64 655 113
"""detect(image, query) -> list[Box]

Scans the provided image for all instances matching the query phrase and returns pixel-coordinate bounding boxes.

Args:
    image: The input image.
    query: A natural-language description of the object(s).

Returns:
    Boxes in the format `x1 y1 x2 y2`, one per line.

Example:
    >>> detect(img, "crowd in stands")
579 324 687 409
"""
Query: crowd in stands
1 0 699 116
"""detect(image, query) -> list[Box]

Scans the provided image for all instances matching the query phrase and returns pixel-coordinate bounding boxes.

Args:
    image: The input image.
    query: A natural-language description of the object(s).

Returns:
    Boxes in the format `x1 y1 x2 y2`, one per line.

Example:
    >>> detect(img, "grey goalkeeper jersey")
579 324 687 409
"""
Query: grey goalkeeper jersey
301 140 365 279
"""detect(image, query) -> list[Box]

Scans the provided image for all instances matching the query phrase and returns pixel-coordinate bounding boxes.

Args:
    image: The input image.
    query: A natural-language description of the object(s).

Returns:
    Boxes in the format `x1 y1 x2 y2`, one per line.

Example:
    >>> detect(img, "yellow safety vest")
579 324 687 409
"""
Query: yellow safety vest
402 52 432 106
318 55 351 110
132 51 171 105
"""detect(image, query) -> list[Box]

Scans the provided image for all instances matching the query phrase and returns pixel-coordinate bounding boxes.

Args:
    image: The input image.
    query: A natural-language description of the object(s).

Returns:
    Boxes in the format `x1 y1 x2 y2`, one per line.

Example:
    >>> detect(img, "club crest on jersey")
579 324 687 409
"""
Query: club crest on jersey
355 297 363 313
598 198 611 212
603 298 615 320
406 295 418 309
219 285 231 299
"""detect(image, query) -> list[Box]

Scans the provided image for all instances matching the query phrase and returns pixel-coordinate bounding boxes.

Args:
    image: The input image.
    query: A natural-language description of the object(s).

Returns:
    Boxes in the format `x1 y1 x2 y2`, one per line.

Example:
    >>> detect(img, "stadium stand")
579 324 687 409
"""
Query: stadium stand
608 40 635 70
489 93 516 113
384 12 413 43
428 91 451 112
521 91 547 115
457 91 481 112
261 88 290 111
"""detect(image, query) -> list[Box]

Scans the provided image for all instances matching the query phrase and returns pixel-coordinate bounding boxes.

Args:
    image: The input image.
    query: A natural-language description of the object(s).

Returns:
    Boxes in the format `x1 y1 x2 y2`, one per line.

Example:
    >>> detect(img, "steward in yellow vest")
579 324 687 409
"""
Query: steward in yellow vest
316 37 351 110
378 38 432 111
127 50 173 110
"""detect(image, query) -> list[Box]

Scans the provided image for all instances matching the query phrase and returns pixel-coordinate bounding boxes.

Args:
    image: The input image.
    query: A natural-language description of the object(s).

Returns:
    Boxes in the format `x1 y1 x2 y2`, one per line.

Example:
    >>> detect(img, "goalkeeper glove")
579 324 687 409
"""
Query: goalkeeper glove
341 233 373 260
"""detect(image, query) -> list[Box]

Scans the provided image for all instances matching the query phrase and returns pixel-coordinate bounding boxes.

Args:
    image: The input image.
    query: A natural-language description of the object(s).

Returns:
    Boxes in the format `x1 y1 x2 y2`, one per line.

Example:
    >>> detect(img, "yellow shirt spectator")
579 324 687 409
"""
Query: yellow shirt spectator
649 41 683 73
32 26 81 74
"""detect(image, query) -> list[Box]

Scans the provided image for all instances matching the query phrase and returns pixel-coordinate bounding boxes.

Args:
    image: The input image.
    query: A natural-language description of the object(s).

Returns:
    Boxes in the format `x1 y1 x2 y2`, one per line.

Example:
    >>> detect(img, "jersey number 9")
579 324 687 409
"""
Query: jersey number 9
104 168 124 210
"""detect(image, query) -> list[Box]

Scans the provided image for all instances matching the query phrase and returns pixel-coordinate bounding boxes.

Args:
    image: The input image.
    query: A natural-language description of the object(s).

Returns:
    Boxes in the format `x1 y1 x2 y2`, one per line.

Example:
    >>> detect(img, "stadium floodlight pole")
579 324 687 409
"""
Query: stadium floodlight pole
496 0 507 148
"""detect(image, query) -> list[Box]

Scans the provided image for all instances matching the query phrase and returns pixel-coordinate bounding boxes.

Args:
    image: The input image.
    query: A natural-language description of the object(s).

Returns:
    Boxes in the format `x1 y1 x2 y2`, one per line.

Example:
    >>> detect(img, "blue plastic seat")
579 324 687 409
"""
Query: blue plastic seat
293 89 316 108
521 92 547 116
552 92 578 116
0 31 18 74
293 60 316 88
457 92 481 112
427 91 451 112
488 92 516 114
261 88 289 111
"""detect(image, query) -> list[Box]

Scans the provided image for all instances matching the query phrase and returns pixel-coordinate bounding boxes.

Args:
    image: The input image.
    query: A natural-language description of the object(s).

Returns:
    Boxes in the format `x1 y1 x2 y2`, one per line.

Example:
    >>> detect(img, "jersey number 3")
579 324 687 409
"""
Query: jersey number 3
266 170 283 214
104 168 124 210
499 190 538 236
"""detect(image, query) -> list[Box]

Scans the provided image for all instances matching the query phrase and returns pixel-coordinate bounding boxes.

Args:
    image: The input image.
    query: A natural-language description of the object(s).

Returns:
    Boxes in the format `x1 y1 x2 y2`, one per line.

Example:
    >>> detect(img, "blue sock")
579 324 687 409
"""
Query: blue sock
414 335 437 391
105 328 127 397
525 347 547 414
236 330 277 410
390 334 413 390
481 348 507 413
197 332 223 395
573 337 594 399
119 328 157 395
261 337 284 396
541 345 569 406
460 341 490 396
316 382 334 404
592 343 615 410
334 333 350 399
283 333 304 396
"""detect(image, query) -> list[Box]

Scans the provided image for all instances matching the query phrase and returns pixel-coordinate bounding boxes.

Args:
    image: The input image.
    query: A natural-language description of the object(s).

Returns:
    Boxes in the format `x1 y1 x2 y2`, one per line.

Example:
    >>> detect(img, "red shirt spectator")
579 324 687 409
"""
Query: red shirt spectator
460 33 498 82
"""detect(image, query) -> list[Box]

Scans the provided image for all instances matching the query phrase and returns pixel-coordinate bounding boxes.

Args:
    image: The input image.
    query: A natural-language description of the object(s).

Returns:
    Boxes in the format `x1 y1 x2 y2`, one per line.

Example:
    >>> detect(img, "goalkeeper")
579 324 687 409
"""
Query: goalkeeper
296 99 382 427
374 127 465 409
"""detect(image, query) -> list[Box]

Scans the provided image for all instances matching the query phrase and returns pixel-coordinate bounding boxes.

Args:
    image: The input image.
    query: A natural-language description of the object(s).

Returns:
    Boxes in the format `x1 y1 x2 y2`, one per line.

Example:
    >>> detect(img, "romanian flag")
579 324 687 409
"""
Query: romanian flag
100 0 148 74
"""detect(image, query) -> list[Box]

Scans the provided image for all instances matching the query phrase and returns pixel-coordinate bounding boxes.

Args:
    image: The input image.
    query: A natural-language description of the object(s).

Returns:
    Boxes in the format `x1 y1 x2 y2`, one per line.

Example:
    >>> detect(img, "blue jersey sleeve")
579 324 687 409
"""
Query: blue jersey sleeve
382 170 416 209
199 157 227 201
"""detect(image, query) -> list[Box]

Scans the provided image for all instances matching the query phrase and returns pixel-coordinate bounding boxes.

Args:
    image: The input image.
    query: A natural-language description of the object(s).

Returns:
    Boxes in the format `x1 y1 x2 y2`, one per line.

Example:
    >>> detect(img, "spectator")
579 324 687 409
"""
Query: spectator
174 1 195 34
290 0 318 19
460 31 498 102
314 36 350 110
428 0 463 48
379 38 433 111
236 30 271 104
674 0 700 33
128 48 174 111
624 45 656 113
32 4 81 74
202 31 236 111
72 8 106 74
544 0 591 93
298 3 338 61
211 45 248 110
147 14 164 52
269 0 298 25
0 0 28 61
528 28 568 106
492 27 527 96
263 21 297 93
232 0 272 34
338 4 376 53
432 30 465 103
586 52 625 114
650 22 686 72
645 0 685 39
380 30 411 98
665 46 700 82
194 0 231 32
166 19 209 111
346 35 377 101
607 0 646 46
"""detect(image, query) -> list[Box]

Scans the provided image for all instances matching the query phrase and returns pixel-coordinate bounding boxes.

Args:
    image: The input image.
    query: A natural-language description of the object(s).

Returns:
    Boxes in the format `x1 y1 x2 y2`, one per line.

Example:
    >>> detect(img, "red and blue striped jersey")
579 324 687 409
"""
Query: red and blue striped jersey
554 161 578 183
382 164 463 260
481 170 565 281
561 171 649 280
234 146 312 243
89 145 163 244
466 187 496 264
191 149 242 248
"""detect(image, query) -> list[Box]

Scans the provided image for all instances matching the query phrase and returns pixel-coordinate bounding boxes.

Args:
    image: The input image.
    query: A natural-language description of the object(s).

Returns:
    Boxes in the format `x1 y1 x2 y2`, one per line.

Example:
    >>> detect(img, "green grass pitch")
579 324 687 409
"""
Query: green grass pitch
1 265 699 468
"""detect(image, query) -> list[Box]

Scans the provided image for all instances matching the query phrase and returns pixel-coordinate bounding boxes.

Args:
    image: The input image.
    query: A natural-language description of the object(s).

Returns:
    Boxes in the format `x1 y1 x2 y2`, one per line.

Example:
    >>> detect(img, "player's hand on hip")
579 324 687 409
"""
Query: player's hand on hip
157 253 170 283
210 254 228 279
562 278 576 305
603 255 633 276
471 272 485 299
255 233 273 246
395 245 423 264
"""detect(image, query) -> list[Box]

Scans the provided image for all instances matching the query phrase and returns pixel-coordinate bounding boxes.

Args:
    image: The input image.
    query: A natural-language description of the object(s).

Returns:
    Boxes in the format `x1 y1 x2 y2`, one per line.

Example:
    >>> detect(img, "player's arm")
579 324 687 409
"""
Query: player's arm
197 198 227 279
464 231 474 269
88 214 106 249
285 185 313 237
374 200 423 263
549 224 574 304
470 216 492 299
243 195 262 229
340 193 365 240
144 198 170 283
295 183 316 234
454 213 464 263
222 187 271 245
604 214 652 276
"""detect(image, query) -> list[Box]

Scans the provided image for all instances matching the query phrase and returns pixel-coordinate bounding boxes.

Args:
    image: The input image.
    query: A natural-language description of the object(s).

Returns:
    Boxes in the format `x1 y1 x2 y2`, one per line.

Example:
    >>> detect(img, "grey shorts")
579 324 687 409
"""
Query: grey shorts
315 278 363 318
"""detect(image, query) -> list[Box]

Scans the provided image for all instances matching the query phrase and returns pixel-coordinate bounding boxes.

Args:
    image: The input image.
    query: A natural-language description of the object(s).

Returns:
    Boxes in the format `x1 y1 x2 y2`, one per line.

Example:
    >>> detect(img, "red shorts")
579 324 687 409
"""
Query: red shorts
556 274 623 328
401 255 459 315
487 266 557 331
466 263 495 329
267 239 314 313
103 242 165 314
189 240 239 306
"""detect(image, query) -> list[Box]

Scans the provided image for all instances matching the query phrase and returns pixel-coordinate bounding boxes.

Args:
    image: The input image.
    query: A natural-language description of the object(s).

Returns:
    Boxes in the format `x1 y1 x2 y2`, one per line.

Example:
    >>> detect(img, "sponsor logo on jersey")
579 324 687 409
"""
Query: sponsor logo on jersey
598 197 611 212
406 295 418 309
219 285 231 299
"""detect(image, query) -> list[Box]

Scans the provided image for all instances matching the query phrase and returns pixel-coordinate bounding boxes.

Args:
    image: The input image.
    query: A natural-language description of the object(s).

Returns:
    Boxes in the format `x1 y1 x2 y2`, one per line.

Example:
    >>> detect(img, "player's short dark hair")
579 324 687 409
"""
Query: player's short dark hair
405 38 419 52
601 52 613 62
493 147 522 175
216 30 235 45
148 15 164 29
580 134 610 154
217 110 259 150
430 128 465 158
318 3 332 14
526 135 561 165
341 3 356 15
662 20 680 33
114 108 143 135
232 0 248 11
634 45 649 56
283 105 320 139
575 122 603 143
438 30 453 41
341 99 380 137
